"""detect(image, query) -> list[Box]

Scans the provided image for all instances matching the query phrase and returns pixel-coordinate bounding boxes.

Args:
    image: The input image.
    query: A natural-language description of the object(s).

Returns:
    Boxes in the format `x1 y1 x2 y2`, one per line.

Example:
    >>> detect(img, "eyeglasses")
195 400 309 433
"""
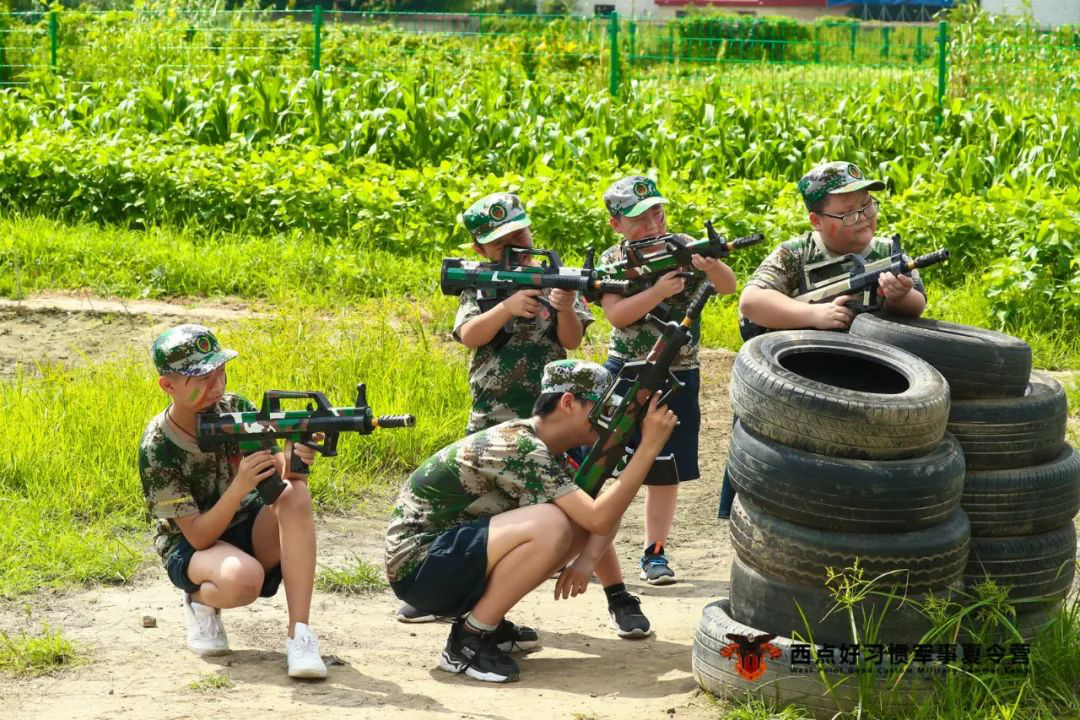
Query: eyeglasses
819 199 880 227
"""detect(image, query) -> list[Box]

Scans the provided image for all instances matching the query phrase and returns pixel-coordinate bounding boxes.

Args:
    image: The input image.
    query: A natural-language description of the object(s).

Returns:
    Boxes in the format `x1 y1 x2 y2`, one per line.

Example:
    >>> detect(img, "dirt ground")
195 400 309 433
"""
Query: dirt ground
0 297 739 720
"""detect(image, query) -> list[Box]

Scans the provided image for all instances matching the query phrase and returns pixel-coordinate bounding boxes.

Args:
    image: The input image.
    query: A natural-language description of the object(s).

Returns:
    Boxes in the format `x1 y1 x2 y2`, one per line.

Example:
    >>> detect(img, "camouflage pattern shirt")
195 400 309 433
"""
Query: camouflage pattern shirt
454 288 593 434
138 394 275 560
740 232 926 322
385 419 580 584
599 235 704 370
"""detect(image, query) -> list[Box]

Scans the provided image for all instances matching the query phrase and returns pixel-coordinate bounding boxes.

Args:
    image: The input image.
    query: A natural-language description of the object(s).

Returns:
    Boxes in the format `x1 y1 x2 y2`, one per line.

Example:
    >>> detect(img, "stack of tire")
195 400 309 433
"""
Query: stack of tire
693 330 968 717
850 314 1080 639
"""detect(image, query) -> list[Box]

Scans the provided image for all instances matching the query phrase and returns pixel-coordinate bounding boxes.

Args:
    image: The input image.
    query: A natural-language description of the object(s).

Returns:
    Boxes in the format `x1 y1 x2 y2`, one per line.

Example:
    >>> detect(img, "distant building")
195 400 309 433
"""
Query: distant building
980 0 1080 27
579 0 848 21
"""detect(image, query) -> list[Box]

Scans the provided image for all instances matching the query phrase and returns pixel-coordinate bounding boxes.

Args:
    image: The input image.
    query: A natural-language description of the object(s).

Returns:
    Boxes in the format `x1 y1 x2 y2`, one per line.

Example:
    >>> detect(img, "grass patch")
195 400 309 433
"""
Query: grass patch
316 555 388 595
0 624 82 677
188 671 234 692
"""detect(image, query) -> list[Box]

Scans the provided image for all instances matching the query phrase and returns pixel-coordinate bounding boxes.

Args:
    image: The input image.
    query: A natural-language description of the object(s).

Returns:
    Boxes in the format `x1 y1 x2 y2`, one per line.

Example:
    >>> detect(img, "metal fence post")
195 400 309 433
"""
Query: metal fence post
608 11 619 97
813 23 821 64
667 21 674 63
937 20 947 120
628 19 635 66
849 22 857 60
312 5 323 72
49 10 58 72
915 26 924 63
882 25 890 59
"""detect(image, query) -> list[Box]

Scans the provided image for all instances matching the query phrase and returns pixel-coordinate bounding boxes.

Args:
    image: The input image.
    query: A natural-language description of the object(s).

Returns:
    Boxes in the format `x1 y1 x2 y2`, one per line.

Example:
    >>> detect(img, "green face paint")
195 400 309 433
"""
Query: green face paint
187 386 203 404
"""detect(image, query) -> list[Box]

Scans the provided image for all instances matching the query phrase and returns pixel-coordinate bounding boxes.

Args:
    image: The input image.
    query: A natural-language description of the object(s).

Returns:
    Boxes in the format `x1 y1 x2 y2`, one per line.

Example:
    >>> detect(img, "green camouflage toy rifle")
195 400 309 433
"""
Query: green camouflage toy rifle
595 221 764 284
739 234 950 341
196 384 415 504
441 246 632 350
574 281 717 497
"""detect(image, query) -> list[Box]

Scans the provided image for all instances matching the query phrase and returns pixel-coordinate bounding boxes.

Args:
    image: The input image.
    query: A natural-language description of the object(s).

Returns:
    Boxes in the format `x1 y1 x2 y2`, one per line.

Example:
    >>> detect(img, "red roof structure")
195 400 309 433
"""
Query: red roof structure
653 0 827 6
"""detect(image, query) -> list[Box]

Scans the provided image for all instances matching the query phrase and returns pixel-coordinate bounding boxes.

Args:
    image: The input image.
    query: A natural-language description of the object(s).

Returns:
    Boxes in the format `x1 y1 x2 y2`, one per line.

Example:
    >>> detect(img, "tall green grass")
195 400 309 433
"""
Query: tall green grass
0 303 471 597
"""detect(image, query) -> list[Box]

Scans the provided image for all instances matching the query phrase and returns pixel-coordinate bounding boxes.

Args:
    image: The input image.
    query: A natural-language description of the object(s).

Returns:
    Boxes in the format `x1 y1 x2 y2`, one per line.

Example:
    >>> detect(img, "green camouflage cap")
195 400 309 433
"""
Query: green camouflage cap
798 162 885 210
462 192 532 245
603 175 668 218
151 324 237 377
540 359 611 404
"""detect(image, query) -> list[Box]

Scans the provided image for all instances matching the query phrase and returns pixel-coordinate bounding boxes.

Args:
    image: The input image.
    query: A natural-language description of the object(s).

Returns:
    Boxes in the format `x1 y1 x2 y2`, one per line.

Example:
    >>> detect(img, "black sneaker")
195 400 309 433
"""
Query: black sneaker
608 590 652 639
396 603 449 624
438 620 520 683
490 619 541 653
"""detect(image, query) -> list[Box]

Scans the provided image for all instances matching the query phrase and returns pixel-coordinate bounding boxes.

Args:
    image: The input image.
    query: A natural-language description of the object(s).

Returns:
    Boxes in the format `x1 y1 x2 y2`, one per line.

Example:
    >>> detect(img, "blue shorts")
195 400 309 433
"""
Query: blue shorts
164 509 282 598
603 357 701 486
390 517 490 618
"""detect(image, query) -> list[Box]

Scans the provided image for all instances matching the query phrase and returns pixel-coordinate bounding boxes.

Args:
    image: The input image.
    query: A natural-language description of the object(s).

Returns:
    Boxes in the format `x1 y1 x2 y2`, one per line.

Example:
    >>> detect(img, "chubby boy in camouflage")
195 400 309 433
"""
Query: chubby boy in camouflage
138 325 327 679
396 190 595 625
598 176 737 585
717 161 928 518
385 359 677 683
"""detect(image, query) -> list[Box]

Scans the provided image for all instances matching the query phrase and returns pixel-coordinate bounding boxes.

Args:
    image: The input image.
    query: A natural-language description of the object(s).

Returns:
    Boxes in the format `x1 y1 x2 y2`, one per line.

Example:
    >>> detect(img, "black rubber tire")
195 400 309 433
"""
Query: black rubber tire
730 495 970 594
693 598 933 719
964 525 1077 603
948 372 1068 471
730 330 950 461
849 313 1032 400
729 557 959 647
961 445 1080 537
727 420 964 533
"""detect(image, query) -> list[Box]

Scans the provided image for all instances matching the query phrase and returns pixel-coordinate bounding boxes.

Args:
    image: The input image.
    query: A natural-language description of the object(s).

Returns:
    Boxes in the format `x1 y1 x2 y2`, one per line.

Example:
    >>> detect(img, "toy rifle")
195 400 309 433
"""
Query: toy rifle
196 384 415 504
739 234 950 341
574 281 717 497
595 221 764 284
441 246 632 351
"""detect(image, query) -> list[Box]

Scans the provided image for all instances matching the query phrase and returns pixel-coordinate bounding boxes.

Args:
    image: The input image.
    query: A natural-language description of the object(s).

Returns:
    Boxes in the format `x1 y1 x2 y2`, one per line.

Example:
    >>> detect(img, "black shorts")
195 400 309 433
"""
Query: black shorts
390 517 490 618
603 358 701 486
164 509 282 598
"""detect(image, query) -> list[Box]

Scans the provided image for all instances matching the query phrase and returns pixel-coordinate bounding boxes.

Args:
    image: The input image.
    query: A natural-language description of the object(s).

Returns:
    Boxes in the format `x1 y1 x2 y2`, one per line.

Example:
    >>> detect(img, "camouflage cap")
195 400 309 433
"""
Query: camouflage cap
462 192 532 245
797 162 886 210
540 359 612 404
603 175 668 218
151 324 237 377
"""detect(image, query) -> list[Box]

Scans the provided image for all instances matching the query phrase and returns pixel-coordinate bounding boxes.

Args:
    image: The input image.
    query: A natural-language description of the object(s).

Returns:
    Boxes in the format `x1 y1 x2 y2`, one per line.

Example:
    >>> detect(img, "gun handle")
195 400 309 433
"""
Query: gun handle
289 446 312 476
256 470 288 504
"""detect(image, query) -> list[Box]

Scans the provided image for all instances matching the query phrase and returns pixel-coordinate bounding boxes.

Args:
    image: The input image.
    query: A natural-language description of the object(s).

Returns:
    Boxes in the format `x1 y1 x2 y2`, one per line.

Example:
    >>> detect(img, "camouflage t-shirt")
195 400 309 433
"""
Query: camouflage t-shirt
138 393 275 560
384 419 580 584
599 235 704 370
740 232 926 323
454 288 593 434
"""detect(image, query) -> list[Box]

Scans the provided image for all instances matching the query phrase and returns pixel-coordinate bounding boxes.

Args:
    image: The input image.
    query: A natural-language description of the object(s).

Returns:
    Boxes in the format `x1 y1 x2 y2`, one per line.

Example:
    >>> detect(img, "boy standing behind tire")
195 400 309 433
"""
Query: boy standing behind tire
719 161 929 518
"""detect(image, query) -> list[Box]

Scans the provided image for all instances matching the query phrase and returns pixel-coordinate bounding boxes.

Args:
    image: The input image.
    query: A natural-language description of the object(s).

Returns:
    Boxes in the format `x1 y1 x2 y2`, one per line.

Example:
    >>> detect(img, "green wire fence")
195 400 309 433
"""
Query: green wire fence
0 9 1076 106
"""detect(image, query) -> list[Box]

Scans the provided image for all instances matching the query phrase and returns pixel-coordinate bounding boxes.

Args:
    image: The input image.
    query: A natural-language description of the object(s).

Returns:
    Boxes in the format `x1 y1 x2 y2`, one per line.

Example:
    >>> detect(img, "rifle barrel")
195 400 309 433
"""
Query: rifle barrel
374 415 416 429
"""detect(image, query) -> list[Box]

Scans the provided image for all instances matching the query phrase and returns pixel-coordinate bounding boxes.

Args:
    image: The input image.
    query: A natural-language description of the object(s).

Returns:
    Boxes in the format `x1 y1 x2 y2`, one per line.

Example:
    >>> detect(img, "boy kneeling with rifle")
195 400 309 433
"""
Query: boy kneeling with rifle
384 359 677 683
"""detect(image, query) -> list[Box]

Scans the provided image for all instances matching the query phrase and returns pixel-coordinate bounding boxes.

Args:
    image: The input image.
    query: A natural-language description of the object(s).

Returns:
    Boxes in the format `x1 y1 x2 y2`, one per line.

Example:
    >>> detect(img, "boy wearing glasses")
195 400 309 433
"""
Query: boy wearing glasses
738 161 926 334
719 162 927 518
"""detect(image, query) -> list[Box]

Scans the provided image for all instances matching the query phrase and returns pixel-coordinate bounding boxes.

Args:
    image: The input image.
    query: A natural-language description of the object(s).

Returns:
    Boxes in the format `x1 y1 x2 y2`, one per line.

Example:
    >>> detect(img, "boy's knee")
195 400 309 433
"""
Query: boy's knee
220 558 265 605
534 504 573 554
273 481 313 514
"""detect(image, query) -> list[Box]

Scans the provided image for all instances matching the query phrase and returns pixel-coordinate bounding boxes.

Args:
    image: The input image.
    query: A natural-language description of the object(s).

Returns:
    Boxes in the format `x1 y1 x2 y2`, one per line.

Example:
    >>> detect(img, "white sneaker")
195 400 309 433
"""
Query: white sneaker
287 623 327 679
183 593 230 656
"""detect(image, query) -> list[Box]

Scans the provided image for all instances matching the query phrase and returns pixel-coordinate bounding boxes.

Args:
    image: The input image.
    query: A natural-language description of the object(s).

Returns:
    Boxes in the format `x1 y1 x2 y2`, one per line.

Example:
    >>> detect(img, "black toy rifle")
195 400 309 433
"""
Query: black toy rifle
739 234 949 341
595 221 764 284
196 384 415 504
441 246 631 351
574 281 717 498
